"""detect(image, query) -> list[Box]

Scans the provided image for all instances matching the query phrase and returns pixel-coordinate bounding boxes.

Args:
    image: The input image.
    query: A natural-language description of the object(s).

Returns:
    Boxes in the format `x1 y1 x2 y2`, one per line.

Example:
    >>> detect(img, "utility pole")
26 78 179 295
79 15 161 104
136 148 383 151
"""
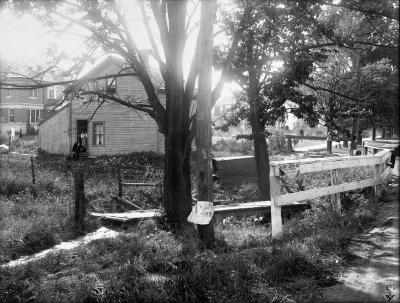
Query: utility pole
196 0 216 247
350 52 361 155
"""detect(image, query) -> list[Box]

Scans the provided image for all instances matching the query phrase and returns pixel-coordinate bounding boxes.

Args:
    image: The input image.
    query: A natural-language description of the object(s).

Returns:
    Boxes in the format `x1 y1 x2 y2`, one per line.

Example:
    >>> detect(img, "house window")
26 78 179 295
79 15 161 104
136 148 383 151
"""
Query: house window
93 122 105 146
47 87 55 99
6 88 11 98
56 86 63 98
29 109 41 123
29 88 38 98
9 109 15 122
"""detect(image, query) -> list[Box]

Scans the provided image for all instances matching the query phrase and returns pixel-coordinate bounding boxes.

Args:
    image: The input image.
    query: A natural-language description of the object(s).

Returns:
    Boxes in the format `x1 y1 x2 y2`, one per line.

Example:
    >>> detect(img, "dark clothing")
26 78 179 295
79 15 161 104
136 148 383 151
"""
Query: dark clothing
72 143 79 160
389 145 400 169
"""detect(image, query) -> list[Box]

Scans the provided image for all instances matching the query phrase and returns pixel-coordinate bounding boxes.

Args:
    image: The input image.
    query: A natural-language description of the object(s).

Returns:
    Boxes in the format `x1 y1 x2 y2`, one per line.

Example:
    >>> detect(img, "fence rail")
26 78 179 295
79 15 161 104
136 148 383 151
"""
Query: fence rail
90 148 394 239
269 149 392 237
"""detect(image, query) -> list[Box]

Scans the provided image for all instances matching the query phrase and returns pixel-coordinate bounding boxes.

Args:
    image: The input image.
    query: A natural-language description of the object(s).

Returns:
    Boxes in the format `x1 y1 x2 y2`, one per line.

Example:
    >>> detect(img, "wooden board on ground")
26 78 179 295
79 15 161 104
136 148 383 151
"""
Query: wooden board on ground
89 200 310 223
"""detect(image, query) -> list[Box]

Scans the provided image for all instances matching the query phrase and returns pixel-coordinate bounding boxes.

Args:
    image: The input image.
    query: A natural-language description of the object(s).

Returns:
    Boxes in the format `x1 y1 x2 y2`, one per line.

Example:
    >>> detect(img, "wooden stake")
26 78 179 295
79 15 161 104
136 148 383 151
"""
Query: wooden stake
73 166 86 233
30 156 36 185
117 159 122 197
330 169 341 212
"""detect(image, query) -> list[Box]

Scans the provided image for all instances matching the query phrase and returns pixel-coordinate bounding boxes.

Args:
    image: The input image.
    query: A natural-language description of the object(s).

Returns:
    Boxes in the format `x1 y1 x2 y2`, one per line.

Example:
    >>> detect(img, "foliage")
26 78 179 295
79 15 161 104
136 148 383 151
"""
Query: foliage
268 131 291 154
212 138 254 156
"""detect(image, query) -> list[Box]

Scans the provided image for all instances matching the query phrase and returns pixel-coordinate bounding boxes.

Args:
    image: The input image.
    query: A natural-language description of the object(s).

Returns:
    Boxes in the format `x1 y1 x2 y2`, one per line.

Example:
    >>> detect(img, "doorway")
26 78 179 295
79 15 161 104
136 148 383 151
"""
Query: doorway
76 120 88 150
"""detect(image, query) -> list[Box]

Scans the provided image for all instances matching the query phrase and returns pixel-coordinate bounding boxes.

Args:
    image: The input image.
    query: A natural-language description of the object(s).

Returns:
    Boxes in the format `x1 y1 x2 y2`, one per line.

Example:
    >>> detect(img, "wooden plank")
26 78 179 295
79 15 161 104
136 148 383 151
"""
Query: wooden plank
89 200 310 222
380 150 391 164
285 135 327 140
276 178 377 206
299 156 381 173
271 154 382 176
121 182 158 187
90 209 161 222
380 166 391 184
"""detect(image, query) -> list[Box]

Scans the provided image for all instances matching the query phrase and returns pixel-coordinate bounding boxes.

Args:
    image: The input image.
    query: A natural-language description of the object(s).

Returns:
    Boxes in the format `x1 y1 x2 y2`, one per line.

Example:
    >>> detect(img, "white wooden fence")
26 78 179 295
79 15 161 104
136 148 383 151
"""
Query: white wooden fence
269 149 392 237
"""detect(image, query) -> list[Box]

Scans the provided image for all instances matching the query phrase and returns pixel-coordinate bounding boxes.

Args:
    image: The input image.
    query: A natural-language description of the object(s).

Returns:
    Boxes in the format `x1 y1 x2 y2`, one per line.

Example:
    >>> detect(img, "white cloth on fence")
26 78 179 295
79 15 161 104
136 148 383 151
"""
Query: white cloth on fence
187 201 214 225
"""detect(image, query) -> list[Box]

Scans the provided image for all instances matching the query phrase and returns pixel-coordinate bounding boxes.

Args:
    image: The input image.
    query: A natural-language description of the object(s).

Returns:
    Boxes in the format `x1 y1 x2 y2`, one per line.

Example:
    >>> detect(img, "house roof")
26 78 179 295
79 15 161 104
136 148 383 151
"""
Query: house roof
66 54 164 95
38 101 71 126
40 53 165 127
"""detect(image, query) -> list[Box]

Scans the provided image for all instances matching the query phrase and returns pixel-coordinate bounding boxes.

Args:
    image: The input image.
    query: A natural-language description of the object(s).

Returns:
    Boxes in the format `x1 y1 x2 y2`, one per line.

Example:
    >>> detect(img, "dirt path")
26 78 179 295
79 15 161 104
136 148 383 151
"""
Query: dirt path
313 181 399 303
1 227 119 268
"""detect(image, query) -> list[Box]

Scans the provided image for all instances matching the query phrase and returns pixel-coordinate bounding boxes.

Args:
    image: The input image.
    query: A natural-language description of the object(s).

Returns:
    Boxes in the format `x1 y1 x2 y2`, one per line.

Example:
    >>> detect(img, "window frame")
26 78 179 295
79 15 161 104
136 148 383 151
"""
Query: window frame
92 122 105 147
29 109 41 124
29 88 38 98
9 109 15 122
47 87 55 99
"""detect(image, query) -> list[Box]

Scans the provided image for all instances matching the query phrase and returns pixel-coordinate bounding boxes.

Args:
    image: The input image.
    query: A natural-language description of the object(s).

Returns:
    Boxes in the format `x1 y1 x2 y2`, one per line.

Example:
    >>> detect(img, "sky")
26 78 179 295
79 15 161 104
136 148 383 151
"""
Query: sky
0 0 246 99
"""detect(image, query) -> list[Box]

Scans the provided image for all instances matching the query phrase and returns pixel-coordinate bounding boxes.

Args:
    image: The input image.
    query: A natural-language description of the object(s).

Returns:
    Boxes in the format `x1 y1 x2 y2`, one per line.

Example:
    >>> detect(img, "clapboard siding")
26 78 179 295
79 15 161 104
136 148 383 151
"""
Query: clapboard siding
70 99 162 156
38 104 70 155
39 56 165 156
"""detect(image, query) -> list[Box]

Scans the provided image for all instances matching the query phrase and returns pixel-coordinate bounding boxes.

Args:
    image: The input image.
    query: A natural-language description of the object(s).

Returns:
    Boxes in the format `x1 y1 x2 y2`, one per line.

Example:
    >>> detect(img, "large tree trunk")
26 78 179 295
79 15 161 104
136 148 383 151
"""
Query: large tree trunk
163 134 192 228
372 125 376 140
250 112 271 200
327 139 332 154
357 129 363 145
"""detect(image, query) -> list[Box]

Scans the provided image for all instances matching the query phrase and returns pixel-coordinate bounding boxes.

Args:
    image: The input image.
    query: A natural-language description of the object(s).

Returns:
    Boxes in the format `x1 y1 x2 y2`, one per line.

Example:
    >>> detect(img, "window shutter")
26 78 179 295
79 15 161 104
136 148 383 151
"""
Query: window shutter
92 123 96 146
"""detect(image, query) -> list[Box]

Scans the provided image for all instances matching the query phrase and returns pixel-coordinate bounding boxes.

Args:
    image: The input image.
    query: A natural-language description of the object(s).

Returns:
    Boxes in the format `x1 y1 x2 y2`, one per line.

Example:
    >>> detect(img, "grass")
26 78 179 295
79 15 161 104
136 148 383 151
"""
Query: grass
0 151 164 263
0 146 384 302
0 188 379 302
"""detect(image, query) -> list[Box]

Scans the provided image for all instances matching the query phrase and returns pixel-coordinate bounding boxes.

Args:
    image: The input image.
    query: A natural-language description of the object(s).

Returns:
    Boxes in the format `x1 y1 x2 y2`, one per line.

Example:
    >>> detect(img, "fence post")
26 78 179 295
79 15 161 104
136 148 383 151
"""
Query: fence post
330 169 341 212
287 136 293 151
370 162 381 204
117 159 122 198
73 165 87 233
30 156 36 184
270 164 283 237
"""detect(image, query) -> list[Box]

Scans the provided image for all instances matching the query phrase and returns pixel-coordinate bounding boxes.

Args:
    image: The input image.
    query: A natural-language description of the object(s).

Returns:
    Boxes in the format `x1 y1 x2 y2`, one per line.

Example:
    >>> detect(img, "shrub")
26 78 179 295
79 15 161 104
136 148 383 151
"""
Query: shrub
212 138 254 156
268 130 290 154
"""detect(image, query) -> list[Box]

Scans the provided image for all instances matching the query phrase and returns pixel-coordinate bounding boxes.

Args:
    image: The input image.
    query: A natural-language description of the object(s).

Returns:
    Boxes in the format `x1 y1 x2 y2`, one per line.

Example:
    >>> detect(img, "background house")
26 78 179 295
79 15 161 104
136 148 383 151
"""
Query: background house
0 62 65 140
38 55 165 156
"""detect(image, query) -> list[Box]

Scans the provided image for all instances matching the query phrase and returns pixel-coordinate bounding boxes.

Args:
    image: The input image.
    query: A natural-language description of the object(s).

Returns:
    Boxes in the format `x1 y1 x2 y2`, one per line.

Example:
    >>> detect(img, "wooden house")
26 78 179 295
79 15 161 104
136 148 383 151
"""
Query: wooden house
38 56 164 156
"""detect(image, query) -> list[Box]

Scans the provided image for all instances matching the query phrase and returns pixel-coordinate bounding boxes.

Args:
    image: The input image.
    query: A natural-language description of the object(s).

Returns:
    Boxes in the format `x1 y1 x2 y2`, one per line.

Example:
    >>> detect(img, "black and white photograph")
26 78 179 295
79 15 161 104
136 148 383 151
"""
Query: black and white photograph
0 0 398 302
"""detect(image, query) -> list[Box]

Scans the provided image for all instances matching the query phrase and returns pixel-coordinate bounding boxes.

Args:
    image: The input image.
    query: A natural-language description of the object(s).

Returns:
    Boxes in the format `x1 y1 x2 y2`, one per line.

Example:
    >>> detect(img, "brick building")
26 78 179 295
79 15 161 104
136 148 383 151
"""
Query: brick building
0 64 64 139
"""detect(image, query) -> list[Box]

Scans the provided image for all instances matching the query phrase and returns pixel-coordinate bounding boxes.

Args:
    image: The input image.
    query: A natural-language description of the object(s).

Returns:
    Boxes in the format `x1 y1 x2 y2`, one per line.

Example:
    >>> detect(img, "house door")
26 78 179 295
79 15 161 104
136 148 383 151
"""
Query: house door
76 120 88 149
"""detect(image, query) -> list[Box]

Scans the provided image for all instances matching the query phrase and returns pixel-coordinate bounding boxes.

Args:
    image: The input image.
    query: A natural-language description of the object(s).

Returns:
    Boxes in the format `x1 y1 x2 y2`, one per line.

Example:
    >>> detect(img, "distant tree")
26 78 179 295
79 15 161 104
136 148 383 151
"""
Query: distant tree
214 0 330 199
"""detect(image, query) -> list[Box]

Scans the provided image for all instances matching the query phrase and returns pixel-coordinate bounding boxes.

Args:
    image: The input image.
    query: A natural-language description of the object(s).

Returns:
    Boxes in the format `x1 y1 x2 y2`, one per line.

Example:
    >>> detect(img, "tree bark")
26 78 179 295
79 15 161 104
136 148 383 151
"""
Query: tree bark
246 60 270 201
357 129 363 145
73 166 87 234
327 139 332 154
250 111 271 200
372 125 376 140
163 134 192 228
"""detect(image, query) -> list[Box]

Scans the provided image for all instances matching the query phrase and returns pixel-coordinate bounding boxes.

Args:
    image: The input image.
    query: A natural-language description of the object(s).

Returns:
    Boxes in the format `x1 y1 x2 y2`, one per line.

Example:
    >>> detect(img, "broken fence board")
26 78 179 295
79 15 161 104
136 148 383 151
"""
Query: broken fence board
276 178 377 206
